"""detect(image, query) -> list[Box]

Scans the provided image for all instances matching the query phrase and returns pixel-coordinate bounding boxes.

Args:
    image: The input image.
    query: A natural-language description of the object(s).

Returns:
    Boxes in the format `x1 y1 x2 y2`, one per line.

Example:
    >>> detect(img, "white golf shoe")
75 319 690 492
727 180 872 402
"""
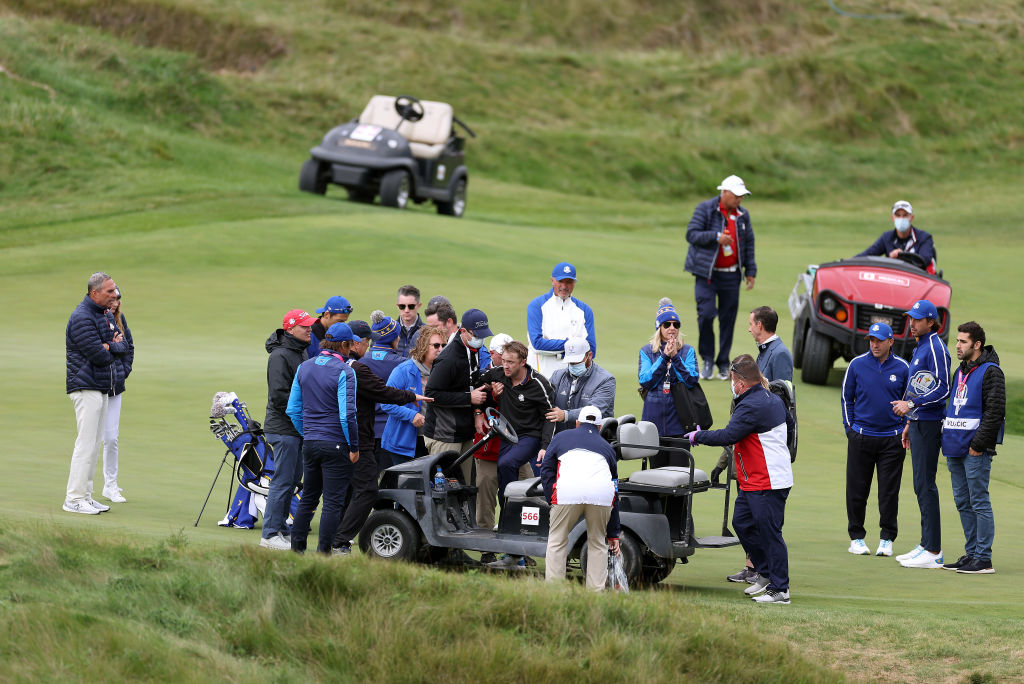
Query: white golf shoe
895 544 924 562
900 549 943 569
875 540 893 556
848 539 870 555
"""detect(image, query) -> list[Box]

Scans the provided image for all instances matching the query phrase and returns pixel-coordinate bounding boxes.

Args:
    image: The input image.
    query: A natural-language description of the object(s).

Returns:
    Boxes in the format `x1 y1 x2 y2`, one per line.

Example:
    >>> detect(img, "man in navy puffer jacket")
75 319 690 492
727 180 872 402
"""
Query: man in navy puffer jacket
64 272 128 515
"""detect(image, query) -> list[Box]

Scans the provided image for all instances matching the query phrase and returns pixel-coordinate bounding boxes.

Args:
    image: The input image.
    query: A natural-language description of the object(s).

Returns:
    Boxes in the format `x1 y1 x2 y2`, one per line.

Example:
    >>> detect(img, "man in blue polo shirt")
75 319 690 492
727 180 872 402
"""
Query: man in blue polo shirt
890 299 951 568
841 322 910 557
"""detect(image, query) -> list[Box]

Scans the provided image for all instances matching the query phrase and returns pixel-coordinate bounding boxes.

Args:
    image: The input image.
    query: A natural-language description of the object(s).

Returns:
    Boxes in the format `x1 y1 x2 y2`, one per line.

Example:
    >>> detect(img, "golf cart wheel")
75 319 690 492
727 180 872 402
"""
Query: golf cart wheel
379 169 410 209
347 188 375 204
436 176 467 217
792 317 806 369
299 158 328 195
639 555 674 586
359 509 419 561
801 327 832 385
578 530 641 588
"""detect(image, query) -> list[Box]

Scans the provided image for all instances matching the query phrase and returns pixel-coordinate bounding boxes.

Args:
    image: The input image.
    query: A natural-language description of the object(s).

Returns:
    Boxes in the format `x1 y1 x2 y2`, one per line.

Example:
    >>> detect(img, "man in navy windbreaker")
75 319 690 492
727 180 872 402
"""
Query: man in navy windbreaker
890 299 951 568
688 355 794 604
286 322 360 554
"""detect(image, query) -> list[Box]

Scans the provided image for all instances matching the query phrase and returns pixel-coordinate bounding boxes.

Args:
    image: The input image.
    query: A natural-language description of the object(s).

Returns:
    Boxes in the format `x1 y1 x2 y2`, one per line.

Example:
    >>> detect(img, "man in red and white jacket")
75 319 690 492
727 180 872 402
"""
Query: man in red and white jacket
687 354 794 604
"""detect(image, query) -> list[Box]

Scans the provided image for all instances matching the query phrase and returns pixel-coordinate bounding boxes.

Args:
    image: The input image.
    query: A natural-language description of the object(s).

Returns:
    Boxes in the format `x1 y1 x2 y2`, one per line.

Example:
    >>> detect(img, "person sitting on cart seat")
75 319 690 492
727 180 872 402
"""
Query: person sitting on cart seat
685 355 795 604
857 200 937 274
546 337 616 436
541 405 621 591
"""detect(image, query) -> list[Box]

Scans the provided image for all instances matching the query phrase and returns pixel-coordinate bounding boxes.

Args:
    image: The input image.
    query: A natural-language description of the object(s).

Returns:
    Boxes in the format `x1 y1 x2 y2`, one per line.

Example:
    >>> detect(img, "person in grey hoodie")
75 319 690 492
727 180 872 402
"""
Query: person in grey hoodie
546 337 616 435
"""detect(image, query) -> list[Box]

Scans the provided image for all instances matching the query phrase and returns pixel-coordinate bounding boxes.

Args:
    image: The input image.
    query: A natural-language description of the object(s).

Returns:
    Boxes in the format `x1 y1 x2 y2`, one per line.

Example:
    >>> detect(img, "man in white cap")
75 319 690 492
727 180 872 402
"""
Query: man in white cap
541 405 621 591
684 175 757 381
857 200 937 273
527 262 596 379
546 337 616 436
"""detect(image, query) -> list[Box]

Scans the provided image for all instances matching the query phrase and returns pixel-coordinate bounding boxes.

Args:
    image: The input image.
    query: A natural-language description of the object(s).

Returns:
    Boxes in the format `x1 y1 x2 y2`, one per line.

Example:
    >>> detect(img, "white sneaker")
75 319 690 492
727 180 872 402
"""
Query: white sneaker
900 549 943 569
259 532 291 551
752 588 790 604
87 498 110 512
848 539 870 555
62 499 100 515
895 544 924 562
875 540 893 556
744 575 770 596
103 486 127 503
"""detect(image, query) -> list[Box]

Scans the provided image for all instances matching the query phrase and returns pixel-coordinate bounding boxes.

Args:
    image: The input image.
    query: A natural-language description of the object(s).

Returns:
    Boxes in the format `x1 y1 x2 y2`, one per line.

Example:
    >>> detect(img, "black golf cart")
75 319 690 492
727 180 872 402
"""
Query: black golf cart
298 94 474 217
358 408 748 588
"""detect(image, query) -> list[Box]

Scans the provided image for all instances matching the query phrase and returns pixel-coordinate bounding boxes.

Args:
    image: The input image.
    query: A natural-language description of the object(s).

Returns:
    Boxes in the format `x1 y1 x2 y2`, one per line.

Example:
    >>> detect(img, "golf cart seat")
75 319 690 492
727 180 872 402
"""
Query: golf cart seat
359 95 454 159
615 420 659 460
617 421 710 490
628 466 709 488
504 477 544 499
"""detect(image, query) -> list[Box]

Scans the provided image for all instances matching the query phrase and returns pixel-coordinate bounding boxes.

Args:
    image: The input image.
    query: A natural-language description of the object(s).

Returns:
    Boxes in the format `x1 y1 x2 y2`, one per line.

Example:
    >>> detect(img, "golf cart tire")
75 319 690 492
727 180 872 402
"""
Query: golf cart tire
801 327 832 385
436 176 467 217
379 169 410 209
347 188 375 204
359 509 419 561
639 555 674 586
579 530 642 588
792 317 806 369
299 159 328 195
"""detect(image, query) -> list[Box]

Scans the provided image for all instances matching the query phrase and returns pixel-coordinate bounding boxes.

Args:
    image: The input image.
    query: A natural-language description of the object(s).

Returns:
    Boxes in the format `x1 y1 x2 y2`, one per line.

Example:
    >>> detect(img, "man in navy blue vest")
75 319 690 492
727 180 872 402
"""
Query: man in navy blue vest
940 322 1004 574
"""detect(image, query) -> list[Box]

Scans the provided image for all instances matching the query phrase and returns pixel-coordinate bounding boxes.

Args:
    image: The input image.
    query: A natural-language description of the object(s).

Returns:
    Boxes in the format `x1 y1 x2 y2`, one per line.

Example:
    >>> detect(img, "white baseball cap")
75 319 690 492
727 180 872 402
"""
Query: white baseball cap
717 174 751 196
563 337 590 363
578 405 602 425
489 333 513 354
892 200 913 214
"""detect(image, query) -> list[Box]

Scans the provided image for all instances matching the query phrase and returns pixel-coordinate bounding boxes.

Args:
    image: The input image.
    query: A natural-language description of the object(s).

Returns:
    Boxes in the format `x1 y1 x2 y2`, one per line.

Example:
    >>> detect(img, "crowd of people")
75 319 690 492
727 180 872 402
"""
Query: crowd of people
62 178 1006 598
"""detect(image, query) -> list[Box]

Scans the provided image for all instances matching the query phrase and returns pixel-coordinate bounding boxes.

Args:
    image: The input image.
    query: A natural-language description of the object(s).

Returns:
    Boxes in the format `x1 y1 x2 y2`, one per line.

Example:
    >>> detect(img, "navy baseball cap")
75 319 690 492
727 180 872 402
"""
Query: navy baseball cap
866 322 894 340
325 322 357 342
316 295 353 315
905 300 938 320
346 320 373 340
551 262 577 280
461 309 493 338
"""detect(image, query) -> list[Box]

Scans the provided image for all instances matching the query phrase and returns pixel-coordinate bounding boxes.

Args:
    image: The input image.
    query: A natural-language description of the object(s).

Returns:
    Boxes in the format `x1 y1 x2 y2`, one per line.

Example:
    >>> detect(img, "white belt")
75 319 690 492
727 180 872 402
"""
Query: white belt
713 266 738 272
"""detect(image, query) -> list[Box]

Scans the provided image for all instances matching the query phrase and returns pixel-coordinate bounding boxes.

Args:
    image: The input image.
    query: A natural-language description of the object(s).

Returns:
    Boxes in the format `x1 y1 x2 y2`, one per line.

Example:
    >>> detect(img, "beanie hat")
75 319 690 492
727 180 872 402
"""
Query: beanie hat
370 310 399 344
655 297 680 327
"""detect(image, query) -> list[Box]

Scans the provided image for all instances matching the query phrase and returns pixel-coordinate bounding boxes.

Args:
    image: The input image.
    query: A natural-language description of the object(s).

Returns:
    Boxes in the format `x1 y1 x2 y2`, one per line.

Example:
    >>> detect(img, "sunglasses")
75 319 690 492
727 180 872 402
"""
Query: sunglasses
661 321 681 329
397 303 417 310
430 342 447 349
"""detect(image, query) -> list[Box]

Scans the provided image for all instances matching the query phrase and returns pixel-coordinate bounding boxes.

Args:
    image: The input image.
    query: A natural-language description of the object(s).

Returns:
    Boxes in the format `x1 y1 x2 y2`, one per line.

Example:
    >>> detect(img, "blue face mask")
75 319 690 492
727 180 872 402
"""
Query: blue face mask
568 362 586 377
731 381 740 399
894 217 911 233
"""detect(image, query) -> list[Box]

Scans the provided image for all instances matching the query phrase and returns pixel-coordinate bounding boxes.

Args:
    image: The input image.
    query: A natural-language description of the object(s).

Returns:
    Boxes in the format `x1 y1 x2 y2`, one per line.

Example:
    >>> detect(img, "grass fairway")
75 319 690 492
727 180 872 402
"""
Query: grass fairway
2 182 1023 682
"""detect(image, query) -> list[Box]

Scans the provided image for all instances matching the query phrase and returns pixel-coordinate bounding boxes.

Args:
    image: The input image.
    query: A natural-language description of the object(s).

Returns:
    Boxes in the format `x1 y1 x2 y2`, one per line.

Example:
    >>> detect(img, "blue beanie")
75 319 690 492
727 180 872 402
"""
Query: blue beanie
655 297 680 327
370 310 399 344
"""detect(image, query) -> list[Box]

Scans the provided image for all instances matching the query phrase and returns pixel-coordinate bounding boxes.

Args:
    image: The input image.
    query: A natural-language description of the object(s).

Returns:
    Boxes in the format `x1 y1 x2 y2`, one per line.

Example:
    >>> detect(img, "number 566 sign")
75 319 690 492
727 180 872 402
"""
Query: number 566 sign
521 507 540 526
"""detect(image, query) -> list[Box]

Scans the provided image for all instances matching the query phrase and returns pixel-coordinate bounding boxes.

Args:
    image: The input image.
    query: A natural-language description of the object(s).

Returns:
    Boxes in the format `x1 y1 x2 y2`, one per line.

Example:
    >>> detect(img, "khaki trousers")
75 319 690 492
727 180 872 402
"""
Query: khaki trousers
545 503 612 591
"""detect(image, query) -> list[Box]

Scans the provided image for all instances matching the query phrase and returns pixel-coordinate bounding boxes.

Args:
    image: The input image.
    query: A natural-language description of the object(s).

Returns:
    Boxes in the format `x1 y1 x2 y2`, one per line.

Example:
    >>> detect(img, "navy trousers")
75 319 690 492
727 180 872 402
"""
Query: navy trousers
908 420 942 551
290 440 353 554
496 435 541 500
694 271 742 367
733 488 790 591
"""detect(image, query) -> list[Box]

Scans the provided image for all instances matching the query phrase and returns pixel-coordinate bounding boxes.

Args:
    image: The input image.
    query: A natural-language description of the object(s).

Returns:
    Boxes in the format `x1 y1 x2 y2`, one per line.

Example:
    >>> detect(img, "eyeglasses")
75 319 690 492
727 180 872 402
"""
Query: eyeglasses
430 342 447 349
397 304 417 310
661 321 681 329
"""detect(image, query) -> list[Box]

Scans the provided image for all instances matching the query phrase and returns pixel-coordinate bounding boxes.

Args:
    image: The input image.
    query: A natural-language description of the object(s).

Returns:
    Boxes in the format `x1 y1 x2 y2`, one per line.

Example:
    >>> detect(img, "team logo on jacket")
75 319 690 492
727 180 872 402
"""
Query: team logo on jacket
518 393 525 402
889 375 898 382
909 371 936 395
953 382 969 415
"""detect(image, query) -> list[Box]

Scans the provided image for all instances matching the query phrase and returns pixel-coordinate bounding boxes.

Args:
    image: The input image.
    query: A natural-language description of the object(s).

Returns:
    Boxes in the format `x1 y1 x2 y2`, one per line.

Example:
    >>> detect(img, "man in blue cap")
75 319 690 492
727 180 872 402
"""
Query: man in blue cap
840 322 911 558
527 262 596 379
308 295 353 358
890 299 951 568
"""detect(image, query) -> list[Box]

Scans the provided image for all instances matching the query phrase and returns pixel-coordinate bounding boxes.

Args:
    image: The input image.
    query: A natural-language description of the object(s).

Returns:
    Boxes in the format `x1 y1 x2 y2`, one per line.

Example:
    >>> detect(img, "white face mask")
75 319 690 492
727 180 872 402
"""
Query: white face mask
466 336 484 349
731 381 740 399
894 217 911 233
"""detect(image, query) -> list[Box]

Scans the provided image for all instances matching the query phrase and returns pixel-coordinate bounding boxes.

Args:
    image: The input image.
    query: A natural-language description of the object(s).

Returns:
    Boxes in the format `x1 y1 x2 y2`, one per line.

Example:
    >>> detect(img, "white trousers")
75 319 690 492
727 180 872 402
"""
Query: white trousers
102 393 122 490
67 390 108 503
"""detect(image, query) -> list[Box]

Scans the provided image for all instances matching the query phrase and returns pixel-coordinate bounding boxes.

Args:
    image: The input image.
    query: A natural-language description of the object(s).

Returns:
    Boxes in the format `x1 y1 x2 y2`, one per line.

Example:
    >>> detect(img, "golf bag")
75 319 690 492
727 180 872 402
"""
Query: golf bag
203 392 301 528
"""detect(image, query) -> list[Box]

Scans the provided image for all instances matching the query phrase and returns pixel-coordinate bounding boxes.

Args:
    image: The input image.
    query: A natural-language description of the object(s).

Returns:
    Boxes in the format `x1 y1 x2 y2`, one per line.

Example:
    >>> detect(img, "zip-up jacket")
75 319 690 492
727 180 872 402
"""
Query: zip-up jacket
905 331 951 422
526 290 596 378
264 328 309 437
945 346 1005 456
111 313 134 394
66 295 128 395
286 351 359 447
381 359 428 458
350 358 416 453
361 344 408 438
482 364 557 449
696 385 793 492
857 226 936 268
540 424 621 539
548 362 616 435
639 342 699 437
396 317 424 358
841 351 910 436
684 196 756 280
424 334 484 443
756 336 793 382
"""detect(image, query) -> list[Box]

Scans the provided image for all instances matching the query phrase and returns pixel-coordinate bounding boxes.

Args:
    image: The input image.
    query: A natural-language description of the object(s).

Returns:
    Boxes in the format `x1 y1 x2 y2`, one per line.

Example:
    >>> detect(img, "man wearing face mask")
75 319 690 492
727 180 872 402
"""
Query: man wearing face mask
527 262 597 379
546 337 616 436
858 200 937 273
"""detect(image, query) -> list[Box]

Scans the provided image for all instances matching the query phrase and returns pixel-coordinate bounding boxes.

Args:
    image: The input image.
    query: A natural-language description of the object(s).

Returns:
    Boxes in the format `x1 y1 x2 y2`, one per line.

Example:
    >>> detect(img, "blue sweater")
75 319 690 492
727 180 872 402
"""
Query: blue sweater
684 196 757 280
841 351 910 437
380 359 425 458
286 351 359 447
361 344 408 438
905 331 951 422
756 336 793 382
638 342 699 436
857 226 935 266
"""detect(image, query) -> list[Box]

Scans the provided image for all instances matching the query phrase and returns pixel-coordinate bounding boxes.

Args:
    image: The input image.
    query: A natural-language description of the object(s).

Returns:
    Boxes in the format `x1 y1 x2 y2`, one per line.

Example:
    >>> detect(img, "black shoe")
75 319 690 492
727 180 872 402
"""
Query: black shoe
942 554 969 570
956 558 995 574
727 567 758 583
700 360 714 380
480 552 497 565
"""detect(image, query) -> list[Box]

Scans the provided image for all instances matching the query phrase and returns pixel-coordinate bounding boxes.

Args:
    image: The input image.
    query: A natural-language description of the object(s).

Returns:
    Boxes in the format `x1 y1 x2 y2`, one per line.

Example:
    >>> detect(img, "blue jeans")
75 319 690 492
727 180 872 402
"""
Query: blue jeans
946 454 994 562
262 434 302 539
290 440 354 554
497 435 541 500
908 420 942 551
694 271 742 367
733 488 790 591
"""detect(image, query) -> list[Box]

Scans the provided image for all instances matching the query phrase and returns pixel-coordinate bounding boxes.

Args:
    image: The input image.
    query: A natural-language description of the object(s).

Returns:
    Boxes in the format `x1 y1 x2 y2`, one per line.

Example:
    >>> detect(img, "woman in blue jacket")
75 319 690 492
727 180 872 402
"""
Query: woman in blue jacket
638 298 700 467
102 285 133 503
380 326 445 466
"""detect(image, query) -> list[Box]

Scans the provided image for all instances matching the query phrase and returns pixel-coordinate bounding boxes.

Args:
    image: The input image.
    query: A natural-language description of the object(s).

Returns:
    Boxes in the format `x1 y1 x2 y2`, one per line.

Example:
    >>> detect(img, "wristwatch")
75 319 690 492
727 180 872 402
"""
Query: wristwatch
906 400 915 409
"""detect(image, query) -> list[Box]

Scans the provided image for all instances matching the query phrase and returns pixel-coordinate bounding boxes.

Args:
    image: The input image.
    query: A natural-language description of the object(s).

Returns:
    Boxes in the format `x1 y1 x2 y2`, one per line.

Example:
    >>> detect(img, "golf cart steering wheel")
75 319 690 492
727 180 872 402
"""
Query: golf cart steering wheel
394 95 425 123
485 407 518 444
895 252 929 271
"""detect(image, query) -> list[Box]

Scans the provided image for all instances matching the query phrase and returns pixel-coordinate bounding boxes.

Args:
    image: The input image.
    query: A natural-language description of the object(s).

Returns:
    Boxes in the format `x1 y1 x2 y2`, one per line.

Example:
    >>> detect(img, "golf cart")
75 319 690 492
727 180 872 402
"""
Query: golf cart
358 408 748 588
789 256 952 385
298 94 475 217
